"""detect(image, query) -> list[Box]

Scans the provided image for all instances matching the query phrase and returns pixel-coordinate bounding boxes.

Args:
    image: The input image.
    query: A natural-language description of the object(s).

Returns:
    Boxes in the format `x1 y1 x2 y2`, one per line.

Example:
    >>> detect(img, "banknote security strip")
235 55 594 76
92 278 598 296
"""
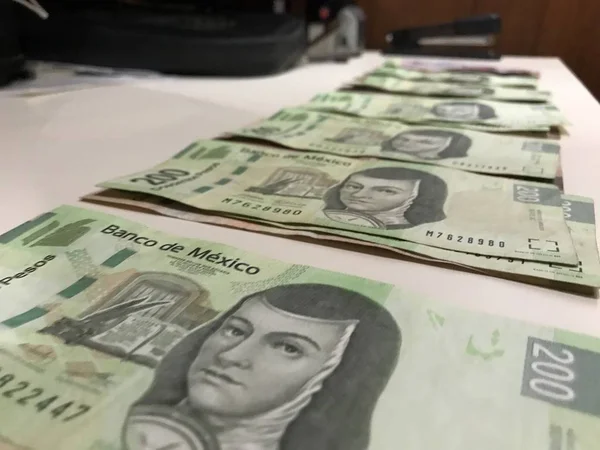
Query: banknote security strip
0 205 599 450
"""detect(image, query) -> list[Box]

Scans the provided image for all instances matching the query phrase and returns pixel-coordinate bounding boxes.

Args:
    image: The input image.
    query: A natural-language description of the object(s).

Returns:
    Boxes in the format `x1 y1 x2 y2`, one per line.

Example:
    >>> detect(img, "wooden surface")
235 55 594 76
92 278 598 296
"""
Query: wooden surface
356 0 600 99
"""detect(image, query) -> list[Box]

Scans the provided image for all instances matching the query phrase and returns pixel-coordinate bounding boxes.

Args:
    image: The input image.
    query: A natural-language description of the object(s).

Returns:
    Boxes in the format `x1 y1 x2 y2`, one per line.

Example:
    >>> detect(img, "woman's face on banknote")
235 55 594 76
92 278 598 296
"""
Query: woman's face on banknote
186 297 345 418
339 174 419 212
390 133 452 155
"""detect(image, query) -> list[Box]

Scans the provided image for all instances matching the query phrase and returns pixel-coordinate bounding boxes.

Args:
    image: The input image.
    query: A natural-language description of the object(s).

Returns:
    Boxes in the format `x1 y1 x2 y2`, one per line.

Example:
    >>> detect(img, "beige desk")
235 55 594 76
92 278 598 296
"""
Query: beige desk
2 53 599 336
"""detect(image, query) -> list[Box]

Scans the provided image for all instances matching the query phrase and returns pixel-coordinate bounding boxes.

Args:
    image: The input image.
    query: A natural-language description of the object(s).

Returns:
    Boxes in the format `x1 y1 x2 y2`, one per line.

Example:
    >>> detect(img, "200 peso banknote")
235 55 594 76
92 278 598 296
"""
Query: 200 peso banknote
347 75 550 102
97 140 578 264
227 108 561 179
304 92 566 132
0 205 599 450
372 62 540 87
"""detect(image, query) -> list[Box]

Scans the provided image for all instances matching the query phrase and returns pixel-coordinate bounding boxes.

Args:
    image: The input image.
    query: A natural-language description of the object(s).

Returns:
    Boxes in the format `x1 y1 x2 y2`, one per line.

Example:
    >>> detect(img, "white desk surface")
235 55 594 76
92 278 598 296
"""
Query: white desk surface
2 52 600 336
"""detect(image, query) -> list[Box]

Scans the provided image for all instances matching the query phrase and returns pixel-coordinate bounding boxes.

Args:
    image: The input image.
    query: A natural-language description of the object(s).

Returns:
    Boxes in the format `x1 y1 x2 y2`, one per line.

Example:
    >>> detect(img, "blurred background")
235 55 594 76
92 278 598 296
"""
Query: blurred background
264 0 600 98
0 0 600 99
355 0 600 99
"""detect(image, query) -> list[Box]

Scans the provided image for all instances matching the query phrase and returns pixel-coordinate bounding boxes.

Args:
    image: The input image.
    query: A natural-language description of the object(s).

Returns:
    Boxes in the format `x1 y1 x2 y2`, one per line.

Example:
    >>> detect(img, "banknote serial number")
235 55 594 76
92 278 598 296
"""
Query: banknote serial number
222 198 303 215
0 366 91 422
426 231 506 248
450 161 508 172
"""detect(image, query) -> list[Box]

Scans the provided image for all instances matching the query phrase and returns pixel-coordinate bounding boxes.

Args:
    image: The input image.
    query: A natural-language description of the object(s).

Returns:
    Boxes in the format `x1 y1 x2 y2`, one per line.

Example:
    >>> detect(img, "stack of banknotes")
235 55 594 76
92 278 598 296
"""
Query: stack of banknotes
82 59 600 294
1 205 600 449
1 59 600 450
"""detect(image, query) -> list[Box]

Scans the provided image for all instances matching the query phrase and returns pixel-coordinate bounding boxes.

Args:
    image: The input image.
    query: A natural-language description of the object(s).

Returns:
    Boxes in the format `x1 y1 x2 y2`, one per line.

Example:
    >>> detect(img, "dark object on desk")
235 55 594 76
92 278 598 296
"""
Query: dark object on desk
0 1 27 86
384 14 502 60
16 1 306 76
305 1 365 62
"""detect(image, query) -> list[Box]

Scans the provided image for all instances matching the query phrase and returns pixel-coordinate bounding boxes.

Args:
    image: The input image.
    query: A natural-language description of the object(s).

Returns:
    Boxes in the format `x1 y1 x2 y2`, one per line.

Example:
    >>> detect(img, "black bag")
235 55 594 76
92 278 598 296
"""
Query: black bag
0 0 26 86
16 2 307 76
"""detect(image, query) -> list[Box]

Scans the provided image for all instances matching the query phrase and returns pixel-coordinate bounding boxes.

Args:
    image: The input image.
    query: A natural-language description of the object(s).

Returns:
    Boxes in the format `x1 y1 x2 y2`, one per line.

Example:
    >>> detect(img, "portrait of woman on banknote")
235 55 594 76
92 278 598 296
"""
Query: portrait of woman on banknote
123 283 400 450
322 167 447 230
431 102 497 122
381 129 472 160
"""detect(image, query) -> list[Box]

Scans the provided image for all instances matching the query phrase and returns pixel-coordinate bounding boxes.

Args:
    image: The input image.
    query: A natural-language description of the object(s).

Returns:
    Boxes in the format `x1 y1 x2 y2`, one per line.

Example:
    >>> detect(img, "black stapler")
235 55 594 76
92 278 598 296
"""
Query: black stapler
384 14 502 60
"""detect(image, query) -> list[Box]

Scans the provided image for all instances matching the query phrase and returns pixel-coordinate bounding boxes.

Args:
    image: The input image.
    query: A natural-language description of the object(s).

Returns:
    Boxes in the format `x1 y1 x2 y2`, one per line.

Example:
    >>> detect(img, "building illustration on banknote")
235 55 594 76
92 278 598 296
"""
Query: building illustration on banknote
246 166 337 198
326 127 390 145
39 271 217 367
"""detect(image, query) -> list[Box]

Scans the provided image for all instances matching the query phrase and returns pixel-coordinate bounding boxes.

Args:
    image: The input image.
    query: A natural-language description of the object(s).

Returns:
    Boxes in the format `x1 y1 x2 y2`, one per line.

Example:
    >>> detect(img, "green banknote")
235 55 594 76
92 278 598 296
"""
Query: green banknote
304 92 566 132
83 189 600 293
228 108 561 179
349 75 550 102
373 63 539 87
383 59 540 78
226 196 600 292
1 205 600 450
97 140 577 264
